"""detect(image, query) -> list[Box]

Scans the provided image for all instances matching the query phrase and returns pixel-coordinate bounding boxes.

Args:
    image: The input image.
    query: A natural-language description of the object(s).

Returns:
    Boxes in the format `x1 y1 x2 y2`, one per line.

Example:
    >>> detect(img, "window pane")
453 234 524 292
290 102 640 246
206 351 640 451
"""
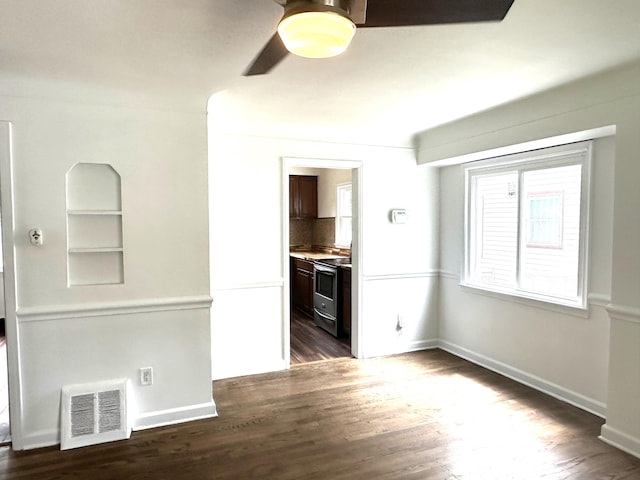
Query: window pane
520 165 582 298
527 195 562 247
339 218 352 245
341 187 352 215
336 184 352 247
470 172 518 288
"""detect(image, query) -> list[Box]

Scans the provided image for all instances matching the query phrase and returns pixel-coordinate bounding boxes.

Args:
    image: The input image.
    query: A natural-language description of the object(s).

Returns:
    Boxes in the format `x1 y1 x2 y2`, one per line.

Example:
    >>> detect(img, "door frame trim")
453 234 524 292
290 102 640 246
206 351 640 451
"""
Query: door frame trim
0 121 23 449
282 157 363 363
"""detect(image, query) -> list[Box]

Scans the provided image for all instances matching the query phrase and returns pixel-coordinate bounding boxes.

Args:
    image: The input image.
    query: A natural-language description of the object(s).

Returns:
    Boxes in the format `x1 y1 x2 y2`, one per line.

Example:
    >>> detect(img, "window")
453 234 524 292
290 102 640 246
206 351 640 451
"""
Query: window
335 183 352 247
464 142 591 309
527 193 563 247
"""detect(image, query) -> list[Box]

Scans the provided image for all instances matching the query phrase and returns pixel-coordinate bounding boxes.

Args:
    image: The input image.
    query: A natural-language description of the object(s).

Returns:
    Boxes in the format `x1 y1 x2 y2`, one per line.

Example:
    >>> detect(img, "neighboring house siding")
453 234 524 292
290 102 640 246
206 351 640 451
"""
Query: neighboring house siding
475 171 518 287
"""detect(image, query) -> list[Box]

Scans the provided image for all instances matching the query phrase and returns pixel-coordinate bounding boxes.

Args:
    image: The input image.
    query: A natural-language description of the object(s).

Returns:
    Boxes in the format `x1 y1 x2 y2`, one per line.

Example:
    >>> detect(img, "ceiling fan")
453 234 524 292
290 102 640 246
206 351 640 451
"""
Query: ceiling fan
244 0 516 76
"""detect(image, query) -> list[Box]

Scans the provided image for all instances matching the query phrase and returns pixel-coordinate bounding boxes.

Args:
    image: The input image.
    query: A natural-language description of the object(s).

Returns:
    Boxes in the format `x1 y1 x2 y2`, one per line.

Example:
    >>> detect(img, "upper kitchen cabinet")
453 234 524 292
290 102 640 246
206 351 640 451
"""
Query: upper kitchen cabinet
289 175 317 219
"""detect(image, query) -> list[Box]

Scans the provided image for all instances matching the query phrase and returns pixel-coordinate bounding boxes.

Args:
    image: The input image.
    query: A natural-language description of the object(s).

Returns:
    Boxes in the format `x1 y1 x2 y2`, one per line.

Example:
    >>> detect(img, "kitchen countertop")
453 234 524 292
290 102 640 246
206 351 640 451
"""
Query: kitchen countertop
290 251 349 261
290 250 352 269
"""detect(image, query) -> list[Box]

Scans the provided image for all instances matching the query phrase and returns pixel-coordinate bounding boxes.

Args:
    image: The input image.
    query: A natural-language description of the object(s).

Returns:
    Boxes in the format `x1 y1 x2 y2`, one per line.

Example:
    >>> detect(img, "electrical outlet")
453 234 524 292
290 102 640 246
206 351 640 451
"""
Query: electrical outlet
140 367 153 386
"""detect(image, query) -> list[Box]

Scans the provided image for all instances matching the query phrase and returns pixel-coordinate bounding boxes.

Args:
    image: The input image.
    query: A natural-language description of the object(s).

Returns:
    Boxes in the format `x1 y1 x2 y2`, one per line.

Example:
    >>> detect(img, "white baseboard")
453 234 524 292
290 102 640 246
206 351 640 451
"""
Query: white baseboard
409 339 439 352
362 338 439 359
600 424 640 459
20 429 59 450
18 401 218 450
438 340 606 418
213 359 289 381
133 401 218 431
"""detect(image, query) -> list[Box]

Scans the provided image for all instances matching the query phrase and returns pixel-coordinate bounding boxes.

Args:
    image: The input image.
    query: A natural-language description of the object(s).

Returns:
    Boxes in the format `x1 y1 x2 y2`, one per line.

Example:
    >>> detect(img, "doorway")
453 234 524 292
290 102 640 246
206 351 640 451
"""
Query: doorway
284 158 362 365
0 121 18 447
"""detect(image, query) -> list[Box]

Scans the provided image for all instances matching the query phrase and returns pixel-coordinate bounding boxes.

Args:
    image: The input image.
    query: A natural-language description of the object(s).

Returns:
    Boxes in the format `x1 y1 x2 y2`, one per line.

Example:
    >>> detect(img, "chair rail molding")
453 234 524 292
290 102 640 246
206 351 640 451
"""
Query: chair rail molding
17 295 213 322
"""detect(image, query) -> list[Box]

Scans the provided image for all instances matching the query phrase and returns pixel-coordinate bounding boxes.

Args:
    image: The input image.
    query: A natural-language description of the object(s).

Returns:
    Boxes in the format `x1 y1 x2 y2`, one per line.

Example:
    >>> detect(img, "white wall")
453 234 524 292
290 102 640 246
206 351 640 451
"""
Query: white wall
417 60 640 457
1 94 215 449
208 128 439 380
437 136 614 414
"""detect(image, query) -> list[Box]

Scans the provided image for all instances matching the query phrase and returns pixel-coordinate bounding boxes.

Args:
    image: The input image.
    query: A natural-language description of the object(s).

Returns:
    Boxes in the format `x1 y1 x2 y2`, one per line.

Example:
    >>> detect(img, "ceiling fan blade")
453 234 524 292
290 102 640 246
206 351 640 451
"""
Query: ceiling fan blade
359 0 515 27
243 33 289 76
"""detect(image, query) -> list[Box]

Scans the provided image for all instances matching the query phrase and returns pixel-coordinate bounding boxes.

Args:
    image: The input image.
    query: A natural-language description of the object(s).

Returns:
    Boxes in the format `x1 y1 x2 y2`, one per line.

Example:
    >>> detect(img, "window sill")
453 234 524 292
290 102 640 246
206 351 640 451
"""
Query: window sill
459 282 589 318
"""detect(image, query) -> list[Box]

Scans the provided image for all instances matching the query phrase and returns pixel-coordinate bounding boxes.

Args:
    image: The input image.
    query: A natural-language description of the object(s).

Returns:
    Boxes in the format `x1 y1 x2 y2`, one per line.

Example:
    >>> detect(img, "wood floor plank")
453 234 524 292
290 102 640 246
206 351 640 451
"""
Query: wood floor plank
290 309 351 365
1 350 639 479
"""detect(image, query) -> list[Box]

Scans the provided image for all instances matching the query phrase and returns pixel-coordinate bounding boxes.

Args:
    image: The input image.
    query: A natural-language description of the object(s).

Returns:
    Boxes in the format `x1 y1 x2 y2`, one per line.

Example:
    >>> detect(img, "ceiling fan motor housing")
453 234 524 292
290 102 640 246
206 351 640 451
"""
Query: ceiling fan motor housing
282 0 353 21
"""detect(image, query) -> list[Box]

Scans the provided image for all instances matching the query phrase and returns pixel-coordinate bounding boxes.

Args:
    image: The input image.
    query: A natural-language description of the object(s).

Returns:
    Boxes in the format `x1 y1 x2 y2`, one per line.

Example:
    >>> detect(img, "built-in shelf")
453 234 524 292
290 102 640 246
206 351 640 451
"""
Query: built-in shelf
66 163 124 287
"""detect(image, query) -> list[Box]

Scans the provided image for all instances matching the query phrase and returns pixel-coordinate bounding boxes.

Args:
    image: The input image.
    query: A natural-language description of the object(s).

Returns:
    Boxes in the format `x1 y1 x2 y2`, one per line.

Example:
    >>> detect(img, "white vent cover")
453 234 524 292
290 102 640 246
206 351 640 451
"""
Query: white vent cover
61 378 131 450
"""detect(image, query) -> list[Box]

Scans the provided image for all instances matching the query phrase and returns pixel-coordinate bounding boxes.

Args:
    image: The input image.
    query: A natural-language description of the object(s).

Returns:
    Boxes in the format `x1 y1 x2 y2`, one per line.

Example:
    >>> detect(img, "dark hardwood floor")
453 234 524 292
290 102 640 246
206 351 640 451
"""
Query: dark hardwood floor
2 349 639 479
290 308 351 364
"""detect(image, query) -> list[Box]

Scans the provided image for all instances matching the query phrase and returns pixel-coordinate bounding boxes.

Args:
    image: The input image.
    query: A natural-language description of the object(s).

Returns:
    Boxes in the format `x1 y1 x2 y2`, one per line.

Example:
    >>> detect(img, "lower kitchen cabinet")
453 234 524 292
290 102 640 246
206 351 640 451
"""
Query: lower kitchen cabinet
342 267 351 337
291 257 314 317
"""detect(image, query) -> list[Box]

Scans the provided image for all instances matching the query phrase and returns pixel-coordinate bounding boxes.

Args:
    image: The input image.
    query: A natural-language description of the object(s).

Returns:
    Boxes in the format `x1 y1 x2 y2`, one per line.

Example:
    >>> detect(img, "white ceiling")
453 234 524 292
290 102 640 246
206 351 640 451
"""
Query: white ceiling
1 0 639 147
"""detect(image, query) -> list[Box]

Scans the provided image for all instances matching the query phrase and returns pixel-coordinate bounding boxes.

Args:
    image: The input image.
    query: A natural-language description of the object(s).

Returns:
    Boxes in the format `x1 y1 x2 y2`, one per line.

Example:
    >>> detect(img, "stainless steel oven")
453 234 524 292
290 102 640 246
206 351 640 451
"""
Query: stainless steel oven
313 258 348 337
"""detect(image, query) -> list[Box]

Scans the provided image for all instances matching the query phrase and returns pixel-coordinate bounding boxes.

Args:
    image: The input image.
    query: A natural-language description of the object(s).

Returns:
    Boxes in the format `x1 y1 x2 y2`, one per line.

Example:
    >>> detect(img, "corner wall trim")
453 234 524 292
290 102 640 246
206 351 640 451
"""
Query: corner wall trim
587 293 611 307
606 303 640 324
438 340 606 418
600 424 640 460
133 401 218 431
17 295 213 322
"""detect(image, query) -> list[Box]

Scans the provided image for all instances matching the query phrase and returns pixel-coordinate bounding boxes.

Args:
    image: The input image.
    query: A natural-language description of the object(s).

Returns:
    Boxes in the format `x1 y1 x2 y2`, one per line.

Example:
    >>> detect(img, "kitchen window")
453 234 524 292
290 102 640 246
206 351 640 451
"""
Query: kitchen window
335 183 352 247
463 142 592 309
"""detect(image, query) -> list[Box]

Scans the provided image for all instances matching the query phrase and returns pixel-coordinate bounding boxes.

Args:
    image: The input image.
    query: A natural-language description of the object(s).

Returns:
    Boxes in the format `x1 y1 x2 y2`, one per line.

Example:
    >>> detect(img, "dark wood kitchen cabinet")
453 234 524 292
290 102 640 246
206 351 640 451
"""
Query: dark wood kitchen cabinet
289 175 317 219
291 257 314 317
342 267 351 337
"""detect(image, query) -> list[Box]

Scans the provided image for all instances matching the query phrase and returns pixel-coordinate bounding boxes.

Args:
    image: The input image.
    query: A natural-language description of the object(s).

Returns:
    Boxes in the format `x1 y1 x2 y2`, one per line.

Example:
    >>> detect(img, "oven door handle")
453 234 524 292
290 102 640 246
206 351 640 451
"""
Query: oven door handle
314 307 336 322
314 264 336 274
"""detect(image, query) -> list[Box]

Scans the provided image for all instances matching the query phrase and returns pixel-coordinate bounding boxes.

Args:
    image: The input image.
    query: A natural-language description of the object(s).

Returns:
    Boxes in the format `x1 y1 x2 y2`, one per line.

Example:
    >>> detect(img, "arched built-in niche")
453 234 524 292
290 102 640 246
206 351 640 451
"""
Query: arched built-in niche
66 163 123 286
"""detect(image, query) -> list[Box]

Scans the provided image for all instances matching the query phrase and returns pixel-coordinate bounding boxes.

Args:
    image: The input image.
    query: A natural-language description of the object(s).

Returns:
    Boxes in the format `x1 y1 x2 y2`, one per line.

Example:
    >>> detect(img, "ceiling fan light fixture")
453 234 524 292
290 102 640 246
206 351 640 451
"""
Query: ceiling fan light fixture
277 11 356 59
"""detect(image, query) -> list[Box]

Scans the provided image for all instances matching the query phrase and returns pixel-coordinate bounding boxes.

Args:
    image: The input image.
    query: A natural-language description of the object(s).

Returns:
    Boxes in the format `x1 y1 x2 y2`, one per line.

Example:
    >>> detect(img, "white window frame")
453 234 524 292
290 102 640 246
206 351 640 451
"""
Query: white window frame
335 183 352 247
462 141 592 311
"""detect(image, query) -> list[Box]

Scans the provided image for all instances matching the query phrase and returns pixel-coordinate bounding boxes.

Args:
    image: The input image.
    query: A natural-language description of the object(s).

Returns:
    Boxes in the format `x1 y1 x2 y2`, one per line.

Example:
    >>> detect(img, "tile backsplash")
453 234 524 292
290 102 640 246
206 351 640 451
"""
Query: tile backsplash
290 217 336 248
289 218 314 246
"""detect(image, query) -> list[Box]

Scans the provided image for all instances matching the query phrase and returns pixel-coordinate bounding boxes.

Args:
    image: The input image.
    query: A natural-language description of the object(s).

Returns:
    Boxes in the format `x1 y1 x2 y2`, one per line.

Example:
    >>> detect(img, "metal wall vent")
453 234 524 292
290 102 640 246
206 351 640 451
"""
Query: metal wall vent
61 378 131 450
